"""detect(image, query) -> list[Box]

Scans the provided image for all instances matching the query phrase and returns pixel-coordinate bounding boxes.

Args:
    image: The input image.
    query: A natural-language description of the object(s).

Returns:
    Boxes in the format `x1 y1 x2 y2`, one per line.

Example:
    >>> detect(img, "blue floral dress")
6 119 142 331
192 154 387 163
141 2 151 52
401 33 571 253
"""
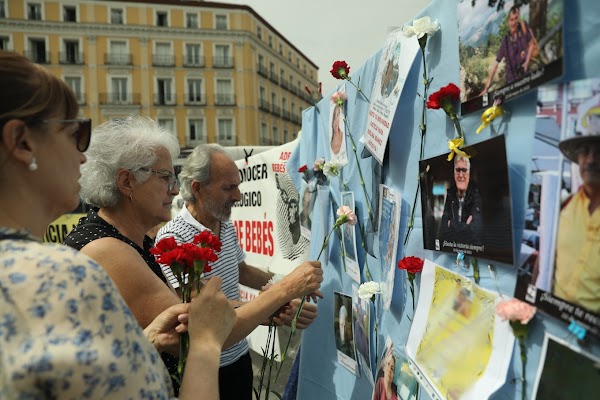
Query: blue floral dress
0 228 174 399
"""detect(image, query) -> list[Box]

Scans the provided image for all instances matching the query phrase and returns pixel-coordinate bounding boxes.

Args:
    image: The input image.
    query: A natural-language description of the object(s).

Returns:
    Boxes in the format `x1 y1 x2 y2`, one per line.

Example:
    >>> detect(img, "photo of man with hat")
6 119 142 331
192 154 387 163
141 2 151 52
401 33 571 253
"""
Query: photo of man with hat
553 93 600 313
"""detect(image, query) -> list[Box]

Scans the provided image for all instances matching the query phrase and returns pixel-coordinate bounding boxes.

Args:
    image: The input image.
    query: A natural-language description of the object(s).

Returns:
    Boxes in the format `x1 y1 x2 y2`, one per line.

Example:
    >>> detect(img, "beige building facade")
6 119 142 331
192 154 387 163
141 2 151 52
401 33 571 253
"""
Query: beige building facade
0 0 318 149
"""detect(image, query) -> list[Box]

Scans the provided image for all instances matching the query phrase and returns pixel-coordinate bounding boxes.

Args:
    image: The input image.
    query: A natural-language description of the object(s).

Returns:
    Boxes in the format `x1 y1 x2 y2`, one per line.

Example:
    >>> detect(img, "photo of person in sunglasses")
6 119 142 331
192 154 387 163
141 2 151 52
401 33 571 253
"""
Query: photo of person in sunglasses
437 154 483 250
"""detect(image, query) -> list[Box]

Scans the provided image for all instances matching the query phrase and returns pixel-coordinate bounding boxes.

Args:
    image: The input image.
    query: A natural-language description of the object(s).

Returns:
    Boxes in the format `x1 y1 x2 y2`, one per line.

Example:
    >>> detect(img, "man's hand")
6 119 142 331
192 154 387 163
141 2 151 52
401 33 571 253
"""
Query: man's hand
269 299 318 329
279 260 323 299
466 215 473 225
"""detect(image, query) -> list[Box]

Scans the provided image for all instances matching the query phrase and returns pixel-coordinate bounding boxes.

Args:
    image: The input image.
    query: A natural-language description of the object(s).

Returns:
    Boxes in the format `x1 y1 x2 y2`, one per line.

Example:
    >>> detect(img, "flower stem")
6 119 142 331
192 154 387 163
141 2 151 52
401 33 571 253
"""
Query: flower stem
410 282 415 312
342 114 374 227
404 178 421 247
346 78 370 102
519 336 527 400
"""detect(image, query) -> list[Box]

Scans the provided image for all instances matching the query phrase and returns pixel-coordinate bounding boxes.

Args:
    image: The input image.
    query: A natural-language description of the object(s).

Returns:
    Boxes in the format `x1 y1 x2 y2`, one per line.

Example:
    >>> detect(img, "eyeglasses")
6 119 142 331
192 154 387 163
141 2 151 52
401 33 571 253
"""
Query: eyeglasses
139 167 178 191
454 167 469 174
39 119 92 152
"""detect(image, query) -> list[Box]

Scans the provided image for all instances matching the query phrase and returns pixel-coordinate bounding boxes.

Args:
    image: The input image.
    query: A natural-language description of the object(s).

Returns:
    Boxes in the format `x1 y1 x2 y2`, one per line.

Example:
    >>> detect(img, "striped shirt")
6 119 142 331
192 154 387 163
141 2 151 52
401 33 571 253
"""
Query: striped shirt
156 206 248 367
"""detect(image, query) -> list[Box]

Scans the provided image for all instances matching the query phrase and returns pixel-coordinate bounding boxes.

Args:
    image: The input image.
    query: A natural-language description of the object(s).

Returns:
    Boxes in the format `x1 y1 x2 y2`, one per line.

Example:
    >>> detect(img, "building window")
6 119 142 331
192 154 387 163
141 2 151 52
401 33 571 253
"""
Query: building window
27 3 42 20
156 11 168 27
257 26 262 39
215 79 233 105
0 36 10 50
28 38 47 63
62 40 81 64
110 8 123 24
111 77 128 103
186 13 198 28
272 126 278 145
283 130 289 143
158 119 175 136
261 123 269 145
288 50 291 62
187 79 203 104
185 43 202 67
0 1 6 18
215 14 227 30
154 42 173 66
156 78 174 105
188 119 205 144
296 58 299 68
214 44 232 68
108 41 128 65
218 118 234 145
268 35 273 48
279 43 282 55
64 76 83 104
63 5 76 22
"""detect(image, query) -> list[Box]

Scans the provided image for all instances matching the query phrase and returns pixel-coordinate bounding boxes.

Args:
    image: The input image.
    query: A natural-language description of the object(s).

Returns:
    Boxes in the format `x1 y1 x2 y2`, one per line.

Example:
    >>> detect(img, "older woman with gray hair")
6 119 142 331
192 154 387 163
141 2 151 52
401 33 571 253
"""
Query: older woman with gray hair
64 119 323 398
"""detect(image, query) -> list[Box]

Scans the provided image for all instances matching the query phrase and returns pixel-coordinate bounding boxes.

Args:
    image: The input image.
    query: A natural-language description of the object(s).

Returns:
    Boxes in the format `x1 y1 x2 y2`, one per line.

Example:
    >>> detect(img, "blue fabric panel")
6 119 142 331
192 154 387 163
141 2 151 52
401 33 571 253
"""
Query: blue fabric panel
287 0 600 399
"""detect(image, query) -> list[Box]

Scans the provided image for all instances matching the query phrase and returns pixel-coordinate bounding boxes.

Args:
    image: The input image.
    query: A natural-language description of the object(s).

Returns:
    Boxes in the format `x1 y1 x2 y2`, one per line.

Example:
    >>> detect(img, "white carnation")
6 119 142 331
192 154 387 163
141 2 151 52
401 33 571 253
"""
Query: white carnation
358 281 381 300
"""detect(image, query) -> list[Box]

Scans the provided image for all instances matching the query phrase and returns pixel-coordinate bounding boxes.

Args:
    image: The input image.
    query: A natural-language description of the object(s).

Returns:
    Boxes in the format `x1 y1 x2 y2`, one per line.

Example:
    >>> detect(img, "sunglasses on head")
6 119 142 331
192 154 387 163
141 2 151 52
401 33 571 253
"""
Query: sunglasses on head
38 118 92 152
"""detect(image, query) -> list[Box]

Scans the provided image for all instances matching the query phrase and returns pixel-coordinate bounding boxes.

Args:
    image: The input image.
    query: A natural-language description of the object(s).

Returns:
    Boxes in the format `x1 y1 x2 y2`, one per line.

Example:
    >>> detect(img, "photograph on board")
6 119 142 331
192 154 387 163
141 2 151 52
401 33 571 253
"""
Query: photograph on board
514 78 600 337
420 135 514 264
457 0 563 114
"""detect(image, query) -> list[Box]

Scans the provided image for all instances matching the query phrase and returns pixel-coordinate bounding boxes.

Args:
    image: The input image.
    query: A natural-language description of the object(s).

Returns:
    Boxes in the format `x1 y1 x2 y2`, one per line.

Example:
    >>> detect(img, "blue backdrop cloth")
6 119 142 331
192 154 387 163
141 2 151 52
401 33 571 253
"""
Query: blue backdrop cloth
286 0 600 399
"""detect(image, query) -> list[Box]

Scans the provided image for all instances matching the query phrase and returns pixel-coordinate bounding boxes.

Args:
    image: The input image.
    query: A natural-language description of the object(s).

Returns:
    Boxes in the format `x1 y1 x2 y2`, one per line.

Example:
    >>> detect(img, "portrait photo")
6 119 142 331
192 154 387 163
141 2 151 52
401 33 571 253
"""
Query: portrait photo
514 78 600 336
352 285 372 384
420 135 514 264
341 191 360 283
372 337 418 400
299 179 317 239
334 292 358 375
457 0 564 114
329 84 348 165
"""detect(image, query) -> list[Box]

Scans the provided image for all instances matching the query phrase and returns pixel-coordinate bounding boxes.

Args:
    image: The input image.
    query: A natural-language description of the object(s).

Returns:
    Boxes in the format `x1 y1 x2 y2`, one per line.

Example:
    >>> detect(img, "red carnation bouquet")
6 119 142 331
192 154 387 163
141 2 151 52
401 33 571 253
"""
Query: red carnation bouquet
151 230 222 381
397 256 424 312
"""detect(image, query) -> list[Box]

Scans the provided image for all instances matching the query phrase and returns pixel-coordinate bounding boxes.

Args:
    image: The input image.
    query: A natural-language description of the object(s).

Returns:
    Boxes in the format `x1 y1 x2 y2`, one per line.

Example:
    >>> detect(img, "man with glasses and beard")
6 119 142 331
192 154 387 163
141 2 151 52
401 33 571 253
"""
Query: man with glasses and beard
156 144 322 399
553 95 600 313
437 155 483 250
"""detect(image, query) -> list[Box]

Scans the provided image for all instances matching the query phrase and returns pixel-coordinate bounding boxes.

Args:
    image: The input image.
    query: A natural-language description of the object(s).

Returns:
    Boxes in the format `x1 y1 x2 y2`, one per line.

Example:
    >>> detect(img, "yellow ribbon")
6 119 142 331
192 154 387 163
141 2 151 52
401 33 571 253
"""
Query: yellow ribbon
447 138 470 161
476 105 504 134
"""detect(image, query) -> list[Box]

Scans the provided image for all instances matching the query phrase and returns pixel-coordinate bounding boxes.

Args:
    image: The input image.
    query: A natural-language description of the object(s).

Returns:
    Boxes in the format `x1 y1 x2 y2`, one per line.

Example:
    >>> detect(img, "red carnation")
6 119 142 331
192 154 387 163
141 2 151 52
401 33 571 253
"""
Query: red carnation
193 230 222 252
397 256 424 274
426 83 460 110
298 165 308 173
330 60 350 80
150 236 178 255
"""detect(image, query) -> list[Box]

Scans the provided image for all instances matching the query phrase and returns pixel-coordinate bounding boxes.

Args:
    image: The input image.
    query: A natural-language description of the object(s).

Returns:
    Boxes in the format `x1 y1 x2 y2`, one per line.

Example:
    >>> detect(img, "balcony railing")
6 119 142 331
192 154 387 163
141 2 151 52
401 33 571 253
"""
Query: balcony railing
213 56 234 68
59 51 84 65
291 114 301 124
184 93 206 105
269 72 278 84
24 50 50 64
288 85 297 96
214 93 235 105
280 78 288 90
282 110 291 121
271 105 281 117
105 53 133 65
257 64 268 78
153 93 176 106
183 55 205 67
152 54 175 67
99 92 141 105
258 99 270 112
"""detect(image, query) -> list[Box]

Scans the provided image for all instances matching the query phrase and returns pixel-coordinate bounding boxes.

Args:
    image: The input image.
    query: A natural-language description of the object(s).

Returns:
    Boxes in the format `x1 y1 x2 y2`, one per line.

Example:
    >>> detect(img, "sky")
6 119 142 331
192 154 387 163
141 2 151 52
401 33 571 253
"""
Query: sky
216 0 432 94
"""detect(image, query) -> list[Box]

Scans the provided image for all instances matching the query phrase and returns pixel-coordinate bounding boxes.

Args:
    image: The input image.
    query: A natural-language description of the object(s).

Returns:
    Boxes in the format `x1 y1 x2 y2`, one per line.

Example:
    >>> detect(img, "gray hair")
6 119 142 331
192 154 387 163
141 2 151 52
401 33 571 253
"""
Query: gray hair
79 115 180 207
179 144 229 203
339 305 348 321
454 155 471 170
